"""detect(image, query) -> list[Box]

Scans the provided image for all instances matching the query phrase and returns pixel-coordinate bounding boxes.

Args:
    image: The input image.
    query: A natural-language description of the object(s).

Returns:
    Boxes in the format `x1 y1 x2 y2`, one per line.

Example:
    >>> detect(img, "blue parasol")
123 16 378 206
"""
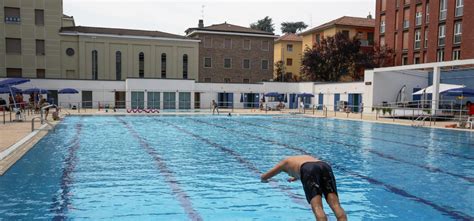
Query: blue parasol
0 78 30 87
58 88 79 94
264 92 282 97
442 88 474 97
23 88 49 94
0 87 21 94
298 93 315 98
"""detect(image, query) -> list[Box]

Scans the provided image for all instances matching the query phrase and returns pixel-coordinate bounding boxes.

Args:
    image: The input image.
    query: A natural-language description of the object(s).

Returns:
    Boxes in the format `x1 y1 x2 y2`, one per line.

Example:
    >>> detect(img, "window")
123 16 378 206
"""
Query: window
403 9 410 29
147 92 160 109
287 44 293 52
261 40 269 51
437 49 445 62
204 57 212 68
243 39 251 50
6 38 21 54
36 69 45 78
438 25 446 46
402 55 408 65
163 92 176 110
342 30 350 39
183 54 188 79
403 32 409 50
368 32 374 45
404 0 410 4
380 18 386 34
4 7 20 24
261 60 269 70
455 0 463 17
35 9 44 26
415 11 422 26
454 22 462 44
425 2 430 24
161 53 167 78
414 30 421 49
204 78 211 82
139 52 144 78
380 36 385 46
286 58 293 66
395 33 399 49
243 79 250 83
424 29 429 48
224 58 232 69
224 39 232 49
381 0 387 11
7 68 22 77
453 49 461 60
92 50 98 80
316 34 321 44
204 37 212 48
243 59 250 69
224 78 231 83
414 54 421 64
116 51 122 80
439 0 447 21
36 40 45 55
179 92 191 110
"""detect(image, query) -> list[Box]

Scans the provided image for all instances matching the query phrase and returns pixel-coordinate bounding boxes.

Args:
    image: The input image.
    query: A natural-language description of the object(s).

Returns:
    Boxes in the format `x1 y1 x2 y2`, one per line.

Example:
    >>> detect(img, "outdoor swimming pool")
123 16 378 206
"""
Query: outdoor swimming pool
0 115 472 220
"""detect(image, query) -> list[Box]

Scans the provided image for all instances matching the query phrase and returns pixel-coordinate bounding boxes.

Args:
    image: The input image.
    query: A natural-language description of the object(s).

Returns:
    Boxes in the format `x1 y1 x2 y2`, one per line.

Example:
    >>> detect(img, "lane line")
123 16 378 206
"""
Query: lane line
188 117 473 221
235 118 474 183
273 118 474 160
51 119 83 221
117 117 203 221
154 118 309 208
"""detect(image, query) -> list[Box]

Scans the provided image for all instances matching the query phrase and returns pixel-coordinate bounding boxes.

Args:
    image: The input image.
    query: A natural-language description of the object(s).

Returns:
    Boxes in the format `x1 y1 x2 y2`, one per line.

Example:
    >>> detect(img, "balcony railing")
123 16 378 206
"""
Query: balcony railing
455 7 463 17
439 10 447 21
454 35 462 44
438 37 445 46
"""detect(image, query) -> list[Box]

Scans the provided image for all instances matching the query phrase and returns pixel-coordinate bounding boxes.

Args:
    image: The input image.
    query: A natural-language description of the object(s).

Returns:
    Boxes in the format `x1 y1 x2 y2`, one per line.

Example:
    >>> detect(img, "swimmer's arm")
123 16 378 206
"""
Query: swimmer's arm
261 160 286 182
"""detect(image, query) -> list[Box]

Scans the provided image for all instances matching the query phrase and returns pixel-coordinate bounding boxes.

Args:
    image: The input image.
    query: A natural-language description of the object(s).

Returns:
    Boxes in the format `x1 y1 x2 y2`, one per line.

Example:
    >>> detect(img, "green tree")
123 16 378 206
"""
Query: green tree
250 16 275 33
301 32 393 82
281 22 308 34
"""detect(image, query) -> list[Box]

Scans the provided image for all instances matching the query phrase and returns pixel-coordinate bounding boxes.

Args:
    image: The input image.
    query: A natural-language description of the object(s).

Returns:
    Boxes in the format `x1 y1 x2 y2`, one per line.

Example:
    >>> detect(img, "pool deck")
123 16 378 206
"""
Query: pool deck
0 108 471 175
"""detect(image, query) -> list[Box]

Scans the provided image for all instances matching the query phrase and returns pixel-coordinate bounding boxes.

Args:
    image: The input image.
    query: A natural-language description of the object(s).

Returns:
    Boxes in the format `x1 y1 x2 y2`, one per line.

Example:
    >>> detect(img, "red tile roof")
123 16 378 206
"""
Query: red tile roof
186 23 275 36
300 16 375 36
275 33 303 42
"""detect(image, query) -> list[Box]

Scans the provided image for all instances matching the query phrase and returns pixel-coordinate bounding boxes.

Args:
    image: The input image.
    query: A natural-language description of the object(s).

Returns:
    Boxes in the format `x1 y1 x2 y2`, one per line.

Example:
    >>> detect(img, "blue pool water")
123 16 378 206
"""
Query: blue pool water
0 115 473 220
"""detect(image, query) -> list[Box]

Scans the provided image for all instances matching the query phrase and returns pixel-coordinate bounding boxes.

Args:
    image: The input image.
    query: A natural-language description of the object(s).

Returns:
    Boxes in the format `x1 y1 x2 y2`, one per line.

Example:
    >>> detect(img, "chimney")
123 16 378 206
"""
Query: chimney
367 12 373 19
198 19 204 28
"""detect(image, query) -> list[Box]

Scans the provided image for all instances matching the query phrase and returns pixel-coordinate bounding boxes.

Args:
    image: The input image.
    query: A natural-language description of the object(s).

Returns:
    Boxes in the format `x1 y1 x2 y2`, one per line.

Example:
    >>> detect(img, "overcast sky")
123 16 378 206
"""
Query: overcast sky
63 0 375 36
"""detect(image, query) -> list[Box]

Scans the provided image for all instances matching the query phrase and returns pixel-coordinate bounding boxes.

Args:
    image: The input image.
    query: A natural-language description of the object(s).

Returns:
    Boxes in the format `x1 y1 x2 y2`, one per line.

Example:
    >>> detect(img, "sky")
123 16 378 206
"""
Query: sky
63 0 375 36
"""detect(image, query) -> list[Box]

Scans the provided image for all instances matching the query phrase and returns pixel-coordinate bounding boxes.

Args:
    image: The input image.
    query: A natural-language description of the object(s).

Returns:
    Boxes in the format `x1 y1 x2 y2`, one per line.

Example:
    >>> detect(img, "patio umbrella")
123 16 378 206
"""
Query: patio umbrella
0 78 30 109
442 88 474 97
0 87 21 94
0 78 30 87
298 93 315 98
412 84 465 95
23 88 49 94
264 92 282 97
58 88 79 94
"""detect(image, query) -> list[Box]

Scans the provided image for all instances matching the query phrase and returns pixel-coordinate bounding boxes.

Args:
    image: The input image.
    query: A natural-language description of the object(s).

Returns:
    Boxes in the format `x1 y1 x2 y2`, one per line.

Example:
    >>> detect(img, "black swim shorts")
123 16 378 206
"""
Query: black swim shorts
300 161 338 203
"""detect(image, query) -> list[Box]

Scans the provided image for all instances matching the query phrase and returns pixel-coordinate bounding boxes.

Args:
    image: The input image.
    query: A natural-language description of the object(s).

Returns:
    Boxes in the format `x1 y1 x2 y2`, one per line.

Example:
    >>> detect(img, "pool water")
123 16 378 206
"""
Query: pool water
0 116 473 220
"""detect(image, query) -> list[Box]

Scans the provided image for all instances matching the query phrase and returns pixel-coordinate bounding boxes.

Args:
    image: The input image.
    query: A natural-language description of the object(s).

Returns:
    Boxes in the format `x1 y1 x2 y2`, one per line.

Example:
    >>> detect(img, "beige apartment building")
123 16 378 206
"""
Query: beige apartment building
1 0 199 81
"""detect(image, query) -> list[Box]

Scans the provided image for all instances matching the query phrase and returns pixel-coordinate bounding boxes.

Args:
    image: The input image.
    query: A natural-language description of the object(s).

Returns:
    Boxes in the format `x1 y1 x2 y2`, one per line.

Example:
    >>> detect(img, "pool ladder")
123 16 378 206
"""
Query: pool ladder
412 115 432 127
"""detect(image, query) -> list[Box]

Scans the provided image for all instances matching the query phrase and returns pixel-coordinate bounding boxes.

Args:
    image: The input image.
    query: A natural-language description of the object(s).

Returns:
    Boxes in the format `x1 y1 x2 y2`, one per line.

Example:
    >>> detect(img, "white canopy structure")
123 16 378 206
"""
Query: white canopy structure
412 84 465 95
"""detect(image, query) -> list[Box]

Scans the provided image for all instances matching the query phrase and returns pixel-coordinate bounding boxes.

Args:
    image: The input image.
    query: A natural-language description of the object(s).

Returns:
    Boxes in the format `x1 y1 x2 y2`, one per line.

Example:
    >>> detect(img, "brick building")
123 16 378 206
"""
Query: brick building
375 0 472 66
186 20 276 83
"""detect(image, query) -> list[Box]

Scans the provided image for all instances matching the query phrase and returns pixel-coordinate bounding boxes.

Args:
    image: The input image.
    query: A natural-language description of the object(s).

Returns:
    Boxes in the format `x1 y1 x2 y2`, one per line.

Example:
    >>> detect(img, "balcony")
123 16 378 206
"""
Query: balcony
4 16 21 24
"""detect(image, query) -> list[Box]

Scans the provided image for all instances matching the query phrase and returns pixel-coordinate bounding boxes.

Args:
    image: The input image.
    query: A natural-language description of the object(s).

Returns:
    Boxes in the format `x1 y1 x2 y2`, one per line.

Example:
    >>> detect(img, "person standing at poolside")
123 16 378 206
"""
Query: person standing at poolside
212 100 219 115
261 155 347 221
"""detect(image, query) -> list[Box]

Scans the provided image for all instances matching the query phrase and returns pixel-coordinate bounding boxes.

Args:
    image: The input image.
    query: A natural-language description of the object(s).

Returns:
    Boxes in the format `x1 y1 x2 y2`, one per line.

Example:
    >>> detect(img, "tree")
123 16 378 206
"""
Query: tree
273 61 300 82
301 32 394 82
250 16 275 33
281 22 308 34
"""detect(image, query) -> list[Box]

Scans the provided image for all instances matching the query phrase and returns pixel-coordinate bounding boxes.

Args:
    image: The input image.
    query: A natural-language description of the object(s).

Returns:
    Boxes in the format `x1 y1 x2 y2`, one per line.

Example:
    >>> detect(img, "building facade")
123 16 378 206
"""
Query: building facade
273 33 303 80
186 20 276 83
299 16 375 51
1 0 199 80
375 0 472 66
